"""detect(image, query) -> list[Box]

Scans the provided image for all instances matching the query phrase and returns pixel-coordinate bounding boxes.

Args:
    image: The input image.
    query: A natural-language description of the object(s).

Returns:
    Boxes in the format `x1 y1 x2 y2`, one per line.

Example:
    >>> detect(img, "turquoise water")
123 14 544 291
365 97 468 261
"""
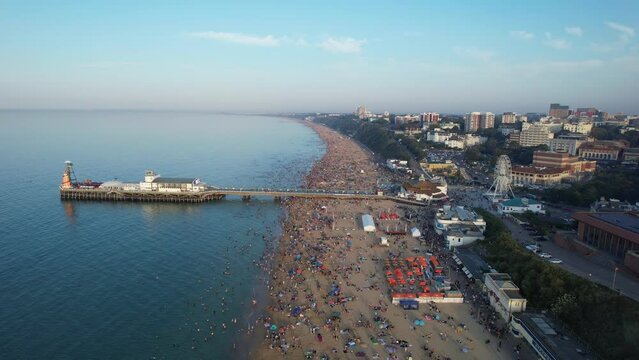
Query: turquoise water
0 111 324 359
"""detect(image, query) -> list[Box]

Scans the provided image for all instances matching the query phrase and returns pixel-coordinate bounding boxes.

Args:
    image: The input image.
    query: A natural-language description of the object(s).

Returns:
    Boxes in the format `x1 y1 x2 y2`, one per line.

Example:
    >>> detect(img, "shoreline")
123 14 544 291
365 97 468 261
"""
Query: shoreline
247 120 530 360
242 119 328 359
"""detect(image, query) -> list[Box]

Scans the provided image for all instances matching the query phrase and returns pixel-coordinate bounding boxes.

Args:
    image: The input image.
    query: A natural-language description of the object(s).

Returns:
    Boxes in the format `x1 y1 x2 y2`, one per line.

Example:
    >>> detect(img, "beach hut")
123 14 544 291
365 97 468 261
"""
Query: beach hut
362 214 376 232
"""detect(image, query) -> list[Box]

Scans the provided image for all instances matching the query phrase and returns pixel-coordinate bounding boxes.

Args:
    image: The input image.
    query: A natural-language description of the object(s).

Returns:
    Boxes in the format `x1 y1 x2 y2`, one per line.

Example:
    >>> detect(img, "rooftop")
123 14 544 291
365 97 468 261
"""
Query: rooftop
500 197 540 207
512 166 567 175
437 206 483 222
513 312 593 360
152 177 197 184
572 212 639 244
403 180 443 196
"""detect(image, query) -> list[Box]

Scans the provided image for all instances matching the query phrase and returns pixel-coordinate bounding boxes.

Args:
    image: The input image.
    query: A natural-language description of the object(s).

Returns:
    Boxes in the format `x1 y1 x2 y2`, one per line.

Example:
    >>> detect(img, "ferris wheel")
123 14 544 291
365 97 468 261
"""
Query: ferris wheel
485 155 514 200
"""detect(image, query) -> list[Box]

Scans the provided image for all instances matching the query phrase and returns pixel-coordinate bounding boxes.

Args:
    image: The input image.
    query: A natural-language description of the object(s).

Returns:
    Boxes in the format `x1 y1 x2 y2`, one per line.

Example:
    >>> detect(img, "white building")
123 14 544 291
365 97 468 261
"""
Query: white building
484 273 527 321
519 124 554 147
434 206 486 234
497 197 545 214
426 130 452 143
480 112 495 129
563 122 593 135
139 170 207 192
502 112 517 124
464 112 481 132
362 214 376 232
549 134 591 155
399 180 448 201
444 225 484 249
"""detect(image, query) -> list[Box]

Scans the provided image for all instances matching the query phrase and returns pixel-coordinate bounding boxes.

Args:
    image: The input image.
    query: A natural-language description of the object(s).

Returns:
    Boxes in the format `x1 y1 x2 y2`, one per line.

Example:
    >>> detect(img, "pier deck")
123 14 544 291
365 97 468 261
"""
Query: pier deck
60 187 428 206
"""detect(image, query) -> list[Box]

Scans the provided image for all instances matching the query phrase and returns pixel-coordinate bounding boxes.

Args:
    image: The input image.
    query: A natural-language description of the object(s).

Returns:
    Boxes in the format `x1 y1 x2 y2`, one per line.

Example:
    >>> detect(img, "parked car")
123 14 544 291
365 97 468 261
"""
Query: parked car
548 258 563 264
525 245 539 252
538 253 552 259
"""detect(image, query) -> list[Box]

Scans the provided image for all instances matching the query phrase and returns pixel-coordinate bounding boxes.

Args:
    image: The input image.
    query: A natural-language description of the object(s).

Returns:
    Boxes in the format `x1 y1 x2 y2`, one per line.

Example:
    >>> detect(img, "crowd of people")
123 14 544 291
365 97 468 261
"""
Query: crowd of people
250 122 531 360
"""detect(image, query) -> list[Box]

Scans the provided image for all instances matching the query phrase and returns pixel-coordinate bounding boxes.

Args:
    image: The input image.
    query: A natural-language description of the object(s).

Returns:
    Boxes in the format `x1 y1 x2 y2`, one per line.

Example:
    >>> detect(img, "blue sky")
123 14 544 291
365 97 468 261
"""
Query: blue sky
1 0 638 114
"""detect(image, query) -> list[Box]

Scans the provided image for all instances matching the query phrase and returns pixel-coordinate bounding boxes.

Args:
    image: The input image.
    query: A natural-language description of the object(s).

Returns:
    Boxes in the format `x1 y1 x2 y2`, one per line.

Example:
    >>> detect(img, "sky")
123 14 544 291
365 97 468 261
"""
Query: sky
1 0 638 114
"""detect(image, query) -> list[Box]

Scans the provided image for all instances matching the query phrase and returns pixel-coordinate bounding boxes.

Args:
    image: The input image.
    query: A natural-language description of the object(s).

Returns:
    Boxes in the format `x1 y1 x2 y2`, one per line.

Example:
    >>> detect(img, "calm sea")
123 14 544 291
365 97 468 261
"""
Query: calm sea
0 111 324 359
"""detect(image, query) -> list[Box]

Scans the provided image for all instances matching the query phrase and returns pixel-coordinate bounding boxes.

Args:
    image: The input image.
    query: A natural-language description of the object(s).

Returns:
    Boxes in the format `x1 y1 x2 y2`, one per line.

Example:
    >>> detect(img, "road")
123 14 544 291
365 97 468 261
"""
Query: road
448 184 639 302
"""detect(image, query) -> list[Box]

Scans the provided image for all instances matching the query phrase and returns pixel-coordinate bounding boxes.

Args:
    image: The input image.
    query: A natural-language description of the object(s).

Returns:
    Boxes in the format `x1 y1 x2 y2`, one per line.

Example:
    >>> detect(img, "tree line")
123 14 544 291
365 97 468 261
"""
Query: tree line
477 209 639 360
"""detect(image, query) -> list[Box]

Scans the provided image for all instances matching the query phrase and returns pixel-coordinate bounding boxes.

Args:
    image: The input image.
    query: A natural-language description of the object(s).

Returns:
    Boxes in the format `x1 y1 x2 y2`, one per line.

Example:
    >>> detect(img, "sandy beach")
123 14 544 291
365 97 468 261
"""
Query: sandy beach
249 122 528 360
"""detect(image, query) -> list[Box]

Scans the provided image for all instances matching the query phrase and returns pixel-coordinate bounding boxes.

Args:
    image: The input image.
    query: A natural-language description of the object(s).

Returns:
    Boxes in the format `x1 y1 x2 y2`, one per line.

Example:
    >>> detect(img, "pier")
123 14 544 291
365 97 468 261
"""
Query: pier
58 161 428 206
60 187 428 206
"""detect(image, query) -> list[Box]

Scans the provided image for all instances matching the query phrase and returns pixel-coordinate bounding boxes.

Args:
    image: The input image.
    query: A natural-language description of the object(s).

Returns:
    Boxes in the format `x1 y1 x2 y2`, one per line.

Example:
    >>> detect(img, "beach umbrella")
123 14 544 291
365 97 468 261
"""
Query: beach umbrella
270 324 278 331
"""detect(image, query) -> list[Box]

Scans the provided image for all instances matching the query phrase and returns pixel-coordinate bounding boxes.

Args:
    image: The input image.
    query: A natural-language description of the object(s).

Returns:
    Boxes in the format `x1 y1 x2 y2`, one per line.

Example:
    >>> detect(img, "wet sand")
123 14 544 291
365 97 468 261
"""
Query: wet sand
248 122 527 360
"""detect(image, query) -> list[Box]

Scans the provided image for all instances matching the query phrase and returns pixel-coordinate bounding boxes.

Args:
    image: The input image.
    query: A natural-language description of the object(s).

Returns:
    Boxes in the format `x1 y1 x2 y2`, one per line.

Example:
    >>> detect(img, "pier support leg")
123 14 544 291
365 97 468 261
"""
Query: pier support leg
242 195 251 202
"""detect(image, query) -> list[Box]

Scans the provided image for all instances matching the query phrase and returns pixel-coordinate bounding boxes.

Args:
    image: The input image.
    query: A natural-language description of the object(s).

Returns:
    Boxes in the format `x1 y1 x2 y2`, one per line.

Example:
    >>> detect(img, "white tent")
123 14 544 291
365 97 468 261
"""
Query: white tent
410 227 421 238
379 237 389 246
362 214 376 232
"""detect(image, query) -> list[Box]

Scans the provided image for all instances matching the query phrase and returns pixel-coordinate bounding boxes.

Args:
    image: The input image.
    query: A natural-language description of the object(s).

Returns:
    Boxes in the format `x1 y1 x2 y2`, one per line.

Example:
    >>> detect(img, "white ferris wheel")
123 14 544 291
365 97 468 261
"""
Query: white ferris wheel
485 155 514 200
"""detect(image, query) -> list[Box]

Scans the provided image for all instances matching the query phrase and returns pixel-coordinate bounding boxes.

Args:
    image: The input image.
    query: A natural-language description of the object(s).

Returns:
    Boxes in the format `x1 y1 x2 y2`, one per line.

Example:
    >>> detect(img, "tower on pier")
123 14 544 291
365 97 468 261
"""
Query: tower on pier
61 161 77 189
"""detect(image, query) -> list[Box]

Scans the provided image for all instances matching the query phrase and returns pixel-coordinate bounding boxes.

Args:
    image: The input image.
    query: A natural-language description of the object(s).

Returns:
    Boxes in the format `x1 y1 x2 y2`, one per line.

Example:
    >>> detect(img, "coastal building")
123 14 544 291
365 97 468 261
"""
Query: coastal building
574 107 599 118
511 166 569 187
464 112 481 133
511 312 589 360
590 198 635 213
362 214 376 232
444 225 484 249
499 125 518 136
549 103 570 118
518 124 553 147
549 133 591 156
356 105 371 119
464 134 486 147
532 151 596 174
562 122 593 135
394 114 420 124
142 173 207 193
497 197 545 214
464 112 494 132
508 131 521 144
420 161 458 176
502 112 517 124
572 212 639 259
578 140 628 161
399 180 447 202
484 273 527 321
420 112 440 123
480 112 495 129
96 170 208 193
426 130 452 143
434 205 486 234
622 148 639 164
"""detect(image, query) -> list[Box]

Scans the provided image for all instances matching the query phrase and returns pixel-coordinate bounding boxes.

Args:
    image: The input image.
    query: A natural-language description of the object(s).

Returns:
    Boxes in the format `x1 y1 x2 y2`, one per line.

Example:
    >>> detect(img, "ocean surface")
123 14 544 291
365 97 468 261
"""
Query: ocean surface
0 111 325 359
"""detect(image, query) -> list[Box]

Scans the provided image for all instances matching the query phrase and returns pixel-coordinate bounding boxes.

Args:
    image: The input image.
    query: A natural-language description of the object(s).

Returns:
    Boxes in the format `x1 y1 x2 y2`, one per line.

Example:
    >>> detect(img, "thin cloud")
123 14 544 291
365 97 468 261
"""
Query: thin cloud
544 32 571 50
453 46 496 61
510 30 534 40
565 26 583 37
188 31 280 46
318 37 366 54
605 21 635 43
